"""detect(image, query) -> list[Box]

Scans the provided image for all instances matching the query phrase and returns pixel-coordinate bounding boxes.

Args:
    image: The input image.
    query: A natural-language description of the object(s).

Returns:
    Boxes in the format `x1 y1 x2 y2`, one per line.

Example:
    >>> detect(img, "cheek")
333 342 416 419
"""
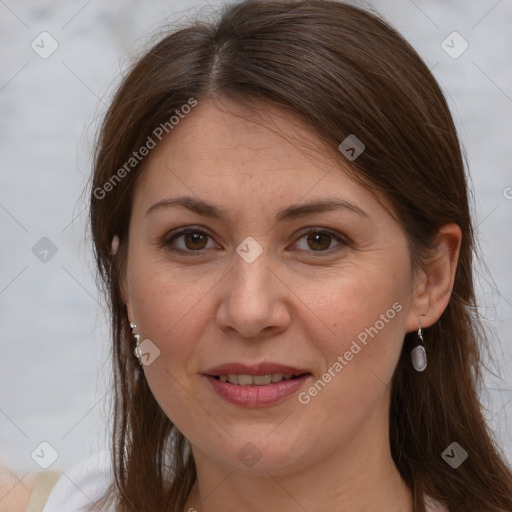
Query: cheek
300 259 407 349
125 255 224 427
127 255 217 349
295 260 409 402
289 279 406 452
126 259 219 436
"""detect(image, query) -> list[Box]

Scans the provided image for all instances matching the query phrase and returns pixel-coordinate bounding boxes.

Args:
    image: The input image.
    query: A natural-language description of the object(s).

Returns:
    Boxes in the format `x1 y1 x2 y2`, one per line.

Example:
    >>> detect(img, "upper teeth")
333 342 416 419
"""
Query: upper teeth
218 373 296 385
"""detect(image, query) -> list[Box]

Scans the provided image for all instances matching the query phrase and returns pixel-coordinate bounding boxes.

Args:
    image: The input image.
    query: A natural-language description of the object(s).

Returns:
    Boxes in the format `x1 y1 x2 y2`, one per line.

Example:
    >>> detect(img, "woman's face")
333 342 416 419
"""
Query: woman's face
123 99 420 476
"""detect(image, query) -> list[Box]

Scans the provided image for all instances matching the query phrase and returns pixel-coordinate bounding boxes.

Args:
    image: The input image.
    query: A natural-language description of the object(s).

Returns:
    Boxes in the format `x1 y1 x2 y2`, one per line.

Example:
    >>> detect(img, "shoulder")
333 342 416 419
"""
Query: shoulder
1 452 113 512
0 466 34 512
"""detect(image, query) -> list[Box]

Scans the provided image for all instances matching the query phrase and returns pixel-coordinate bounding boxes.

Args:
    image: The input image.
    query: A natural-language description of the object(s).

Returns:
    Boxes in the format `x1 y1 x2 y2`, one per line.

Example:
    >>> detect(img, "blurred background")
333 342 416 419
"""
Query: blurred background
1 0 511 476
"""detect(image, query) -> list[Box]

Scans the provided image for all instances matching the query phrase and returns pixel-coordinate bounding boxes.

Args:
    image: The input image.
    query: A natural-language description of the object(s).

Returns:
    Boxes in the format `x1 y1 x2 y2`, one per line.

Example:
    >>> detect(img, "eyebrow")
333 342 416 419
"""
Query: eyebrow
145 195 369 222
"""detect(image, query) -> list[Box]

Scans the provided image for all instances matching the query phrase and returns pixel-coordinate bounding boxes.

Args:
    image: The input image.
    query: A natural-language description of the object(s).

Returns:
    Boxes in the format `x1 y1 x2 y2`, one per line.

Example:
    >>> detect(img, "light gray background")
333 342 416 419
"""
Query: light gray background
1 0 511 475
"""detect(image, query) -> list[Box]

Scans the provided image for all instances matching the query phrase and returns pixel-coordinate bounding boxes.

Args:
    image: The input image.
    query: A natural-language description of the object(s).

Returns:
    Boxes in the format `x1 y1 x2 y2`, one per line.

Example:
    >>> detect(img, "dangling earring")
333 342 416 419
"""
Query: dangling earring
411 322 427 372
130 322 143 367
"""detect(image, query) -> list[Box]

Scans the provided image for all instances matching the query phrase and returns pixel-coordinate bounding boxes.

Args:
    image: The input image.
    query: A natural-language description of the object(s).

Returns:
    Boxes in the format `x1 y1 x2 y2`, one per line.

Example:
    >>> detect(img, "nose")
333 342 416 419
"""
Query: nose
215 250 292 339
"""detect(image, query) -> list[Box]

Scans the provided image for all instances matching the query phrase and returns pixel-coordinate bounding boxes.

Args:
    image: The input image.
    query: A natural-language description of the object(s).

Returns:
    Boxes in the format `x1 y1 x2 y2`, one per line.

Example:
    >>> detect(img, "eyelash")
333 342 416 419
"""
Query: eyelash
163 226 349 256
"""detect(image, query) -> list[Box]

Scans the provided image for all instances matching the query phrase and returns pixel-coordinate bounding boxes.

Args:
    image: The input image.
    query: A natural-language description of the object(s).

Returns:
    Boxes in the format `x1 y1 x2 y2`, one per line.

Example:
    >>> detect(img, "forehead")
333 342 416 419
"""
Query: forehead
131 99 392 220
155 99 339 172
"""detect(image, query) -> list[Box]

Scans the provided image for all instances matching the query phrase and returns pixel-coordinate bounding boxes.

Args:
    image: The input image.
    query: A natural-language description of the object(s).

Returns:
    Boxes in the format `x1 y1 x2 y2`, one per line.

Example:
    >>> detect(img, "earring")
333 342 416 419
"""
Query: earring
130 322 143 367
411 322 427 372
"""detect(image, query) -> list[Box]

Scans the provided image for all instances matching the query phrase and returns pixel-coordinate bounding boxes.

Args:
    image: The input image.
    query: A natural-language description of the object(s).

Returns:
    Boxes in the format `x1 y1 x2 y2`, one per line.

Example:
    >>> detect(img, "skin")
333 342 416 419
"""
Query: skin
122 98 461 512
0 467 33 512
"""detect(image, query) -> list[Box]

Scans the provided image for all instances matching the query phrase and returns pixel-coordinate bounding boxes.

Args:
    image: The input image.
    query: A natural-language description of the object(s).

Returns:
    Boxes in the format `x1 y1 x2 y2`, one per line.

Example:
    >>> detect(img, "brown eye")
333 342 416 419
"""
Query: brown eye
166 229 214 252
294 229 346 253
182 232 208 250
307 232 332 251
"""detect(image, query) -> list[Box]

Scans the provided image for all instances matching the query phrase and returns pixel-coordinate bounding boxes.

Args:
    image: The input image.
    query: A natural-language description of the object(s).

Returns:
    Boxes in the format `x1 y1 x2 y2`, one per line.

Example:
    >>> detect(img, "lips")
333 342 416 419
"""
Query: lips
203 362 312 407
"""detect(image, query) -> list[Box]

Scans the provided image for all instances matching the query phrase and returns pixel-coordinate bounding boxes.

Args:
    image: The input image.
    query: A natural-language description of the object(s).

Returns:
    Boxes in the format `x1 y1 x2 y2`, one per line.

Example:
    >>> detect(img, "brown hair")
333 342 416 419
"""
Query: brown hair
89 1 512 511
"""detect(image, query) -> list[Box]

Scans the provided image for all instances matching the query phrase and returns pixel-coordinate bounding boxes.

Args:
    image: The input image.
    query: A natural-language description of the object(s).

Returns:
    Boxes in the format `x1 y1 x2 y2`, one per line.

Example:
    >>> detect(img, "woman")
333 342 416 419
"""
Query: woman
3 1 511 511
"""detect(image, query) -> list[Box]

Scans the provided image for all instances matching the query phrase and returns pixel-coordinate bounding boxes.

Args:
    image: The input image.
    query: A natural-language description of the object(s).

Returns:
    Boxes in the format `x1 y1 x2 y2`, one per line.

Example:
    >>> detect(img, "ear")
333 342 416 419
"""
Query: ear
405 223 462 332
121 287 135 326
123 289 135 325
118 260 135 324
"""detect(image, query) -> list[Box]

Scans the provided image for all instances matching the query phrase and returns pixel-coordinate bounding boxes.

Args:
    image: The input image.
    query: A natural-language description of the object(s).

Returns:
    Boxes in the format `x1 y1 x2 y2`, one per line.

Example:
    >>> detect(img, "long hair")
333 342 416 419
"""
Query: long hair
88 1 512 511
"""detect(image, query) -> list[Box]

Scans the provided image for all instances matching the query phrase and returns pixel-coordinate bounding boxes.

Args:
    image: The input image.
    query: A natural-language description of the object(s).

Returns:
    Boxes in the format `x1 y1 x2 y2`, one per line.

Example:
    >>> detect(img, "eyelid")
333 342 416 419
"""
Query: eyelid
163 226 218 252
164 225 210 242
292 227 349 253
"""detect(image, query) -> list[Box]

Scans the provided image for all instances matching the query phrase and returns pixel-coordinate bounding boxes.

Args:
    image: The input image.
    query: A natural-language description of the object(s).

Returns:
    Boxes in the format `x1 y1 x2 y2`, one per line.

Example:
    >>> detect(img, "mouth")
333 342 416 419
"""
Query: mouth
212 372 308 386
203 362 312 407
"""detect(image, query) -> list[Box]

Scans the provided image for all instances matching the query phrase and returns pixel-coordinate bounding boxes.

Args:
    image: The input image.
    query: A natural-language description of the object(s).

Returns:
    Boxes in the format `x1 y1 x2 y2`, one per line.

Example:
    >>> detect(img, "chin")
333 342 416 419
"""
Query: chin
205 434 316 477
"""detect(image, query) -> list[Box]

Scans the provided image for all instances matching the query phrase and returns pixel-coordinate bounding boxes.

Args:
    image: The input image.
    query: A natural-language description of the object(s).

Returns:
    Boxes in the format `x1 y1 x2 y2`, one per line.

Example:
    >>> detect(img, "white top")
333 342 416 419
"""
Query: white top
41 451 114 512
39 451 448 512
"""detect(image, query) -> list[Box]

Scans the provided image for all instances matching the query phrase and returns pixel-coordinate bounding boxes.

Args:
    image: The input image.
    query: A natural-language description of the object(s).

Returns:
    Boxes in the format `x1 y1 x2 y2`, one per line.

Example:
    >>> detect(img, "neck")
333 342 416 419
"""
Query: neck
183 406 413 512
